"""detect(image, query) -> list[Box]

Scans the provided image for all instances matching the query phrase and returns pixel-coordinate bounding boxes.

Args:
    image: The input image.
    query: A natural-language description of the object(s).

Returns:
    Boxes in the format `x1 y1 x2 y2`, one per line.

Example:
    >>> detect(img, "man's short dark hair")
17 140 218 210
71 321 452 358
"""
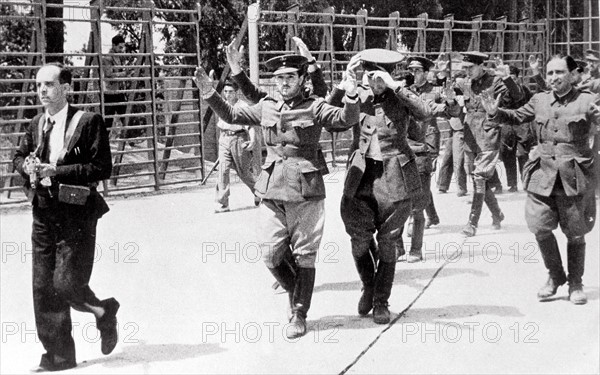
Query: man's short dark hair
43 62 72 85
549 54 578 72
112 34 125 45
223 80 239 91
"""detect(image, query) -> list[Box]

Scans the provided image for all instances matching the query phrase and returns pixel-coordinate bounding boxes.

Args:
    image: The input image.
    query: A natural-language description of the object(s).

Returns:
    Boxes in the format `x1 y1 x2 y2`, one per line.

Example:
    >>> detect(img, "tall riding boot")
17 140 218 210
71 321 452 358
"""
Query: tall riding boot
484 184 504 229
373 261 396 324
408 211 425 263
287 267 316 339
461 180 485 237
567 239 587 305
268 254 297 317
536 233 567 300
354 251 376 316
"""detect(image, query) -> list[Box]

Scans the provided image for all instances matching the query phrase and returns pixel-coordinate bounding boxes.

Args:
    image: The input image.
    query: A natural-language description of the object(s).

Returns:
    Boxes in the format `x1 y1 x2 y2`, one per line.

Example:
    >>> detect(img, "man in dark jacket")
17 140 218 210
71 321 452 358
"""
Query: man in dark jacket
13 63 118 372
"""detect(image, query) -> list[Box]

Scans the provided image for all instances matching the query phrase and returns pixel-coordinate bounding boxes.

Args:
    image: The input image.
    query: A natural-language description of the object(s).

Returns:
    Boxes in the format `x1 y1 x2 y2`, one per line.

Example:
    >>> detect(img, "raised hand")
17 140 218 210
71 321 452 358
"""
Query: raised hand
292 37 314 61
443 81 456 103
226 39 245 75
480 89 501 116
338 63 357 95
528 54 540 75
193 66 215 95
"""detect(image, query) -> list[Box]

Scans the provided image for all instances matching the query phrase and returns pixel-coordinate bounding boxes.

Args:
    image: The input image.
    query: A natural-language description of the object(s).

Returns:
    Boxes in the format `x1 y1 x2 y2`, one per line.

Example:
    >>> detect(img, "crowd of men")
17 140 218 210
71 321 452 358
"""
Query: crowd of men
12 27 599 370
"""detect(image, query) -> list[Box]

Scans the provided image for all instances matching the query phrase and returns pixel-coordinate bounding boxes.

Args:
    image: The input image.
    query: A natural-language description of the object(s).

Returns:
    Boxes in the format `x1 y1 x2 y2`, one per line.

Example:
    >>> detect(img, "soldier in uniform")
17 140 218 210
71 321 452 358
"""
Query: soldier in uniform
213 80 260 213
330 50 431 323
398 56 460 262
482 55 599 304
194 55 360 338
459 51 523 237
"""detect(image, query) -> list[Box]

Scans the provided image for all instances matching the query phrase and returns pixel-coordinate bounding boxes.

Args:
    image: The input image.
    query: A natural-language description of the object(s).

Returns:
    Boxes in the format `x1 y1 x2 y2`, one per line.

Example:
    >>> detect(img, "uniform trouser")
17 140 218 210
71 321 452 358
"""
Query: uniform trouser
216 133 258 207
404 172 431 255
103 93 127 129
438 130 467 193
525 180 597 285
468 150 502 224
260 199 324 268
424 189 439 221
340 161 413 263
32 204 106 364
500 125 518 188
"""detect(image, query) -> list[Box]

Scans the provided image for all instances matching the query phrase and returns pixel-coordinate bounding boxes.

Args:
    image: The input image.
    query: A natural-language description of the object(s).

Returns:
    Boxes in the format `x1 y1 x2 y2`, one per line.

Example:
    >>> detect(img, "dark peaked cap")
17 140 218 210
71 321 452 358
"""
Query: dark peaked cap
407 56 435 71
462 51 489 66
265 55 308 75
359 48 404 73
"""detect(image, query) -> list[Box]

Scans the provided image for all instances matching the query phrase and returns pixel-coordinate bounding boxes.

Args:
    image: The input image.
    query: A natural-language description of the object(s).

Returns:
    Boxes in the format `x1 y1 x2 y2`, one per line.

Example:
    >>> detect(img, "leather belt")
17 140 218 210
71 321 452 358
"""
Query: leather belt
222 130 245 136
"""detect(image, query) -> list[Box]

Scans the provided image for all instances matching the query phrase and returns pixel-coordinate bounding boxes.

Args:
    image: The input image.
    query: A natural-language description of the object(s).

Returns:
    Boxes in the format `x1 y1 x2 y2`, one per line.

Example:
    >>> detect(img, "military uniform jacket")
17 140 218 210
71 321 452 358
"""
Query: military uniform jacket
462 72 522 153
409 81 460 172
205 92 359 202
13 105 112 217
493 88 600 197
329 86 431 200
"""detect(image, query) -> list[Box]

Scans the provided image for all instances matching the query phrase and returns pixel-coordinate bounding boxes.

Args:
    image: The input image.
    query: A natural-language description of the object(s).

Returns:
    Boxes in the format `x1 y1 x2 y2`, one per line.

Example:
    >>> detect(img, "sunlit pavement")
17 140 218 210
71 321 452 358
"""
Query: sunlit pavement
1 166 598 374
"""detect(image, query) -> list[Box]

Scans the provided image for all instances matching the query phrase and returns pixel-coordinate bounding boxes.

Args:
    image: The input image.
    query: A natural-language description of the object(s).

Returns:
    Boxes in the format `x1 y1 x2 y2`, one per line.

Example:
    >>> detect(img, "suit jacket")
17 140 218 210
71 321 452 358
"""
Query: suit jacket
13 105 112 216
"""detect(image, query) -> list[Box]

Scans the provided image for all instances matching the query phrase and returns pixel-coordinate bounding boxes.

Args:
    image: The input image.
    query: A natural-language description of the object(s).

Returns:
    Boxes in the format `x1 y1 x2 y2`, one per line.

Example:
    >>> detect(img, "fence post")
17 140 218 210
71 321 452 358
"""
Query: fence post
467 14 483 52
516 17 529 74
413 12 428 54
491 16 506 60
317 6 335 83
386 11 400 51
353 8 367 52
286 3 299 53
248 3 260 85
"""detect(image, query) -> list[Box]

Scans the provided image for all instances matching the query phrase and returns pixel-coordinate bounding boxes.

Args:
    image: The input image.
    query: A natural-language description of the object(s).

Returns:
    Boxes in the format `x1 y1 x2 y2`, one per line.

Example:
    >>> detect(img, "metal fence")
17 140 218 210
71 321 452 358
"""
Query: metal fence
0 1 563 205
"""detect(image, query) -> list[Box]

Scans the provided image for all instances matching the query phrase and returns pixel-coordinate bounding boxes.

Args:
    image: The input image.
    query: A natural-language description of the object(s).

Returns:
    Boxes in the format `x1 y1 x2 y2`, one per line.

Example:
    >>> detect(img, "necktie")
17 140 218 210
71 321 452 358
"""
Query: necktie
39 118 55 163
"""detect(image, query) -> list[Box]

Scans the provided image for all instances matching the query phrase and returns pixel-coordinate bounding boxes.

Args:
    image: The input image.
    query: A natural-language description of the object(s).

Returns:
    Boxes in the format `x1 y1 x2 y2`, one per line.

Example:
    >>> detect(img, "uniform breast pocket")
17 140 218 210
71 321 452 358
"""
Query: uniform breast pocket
535 116 549 139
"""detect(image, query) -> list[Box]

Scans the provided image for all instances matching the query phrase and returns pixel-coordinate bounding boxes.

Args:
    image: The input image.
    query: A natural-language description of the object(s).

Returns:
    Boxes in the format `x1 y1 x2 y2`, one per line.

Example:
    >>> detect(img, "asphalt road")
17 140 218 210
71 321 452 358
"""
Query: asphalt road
1 169 598 374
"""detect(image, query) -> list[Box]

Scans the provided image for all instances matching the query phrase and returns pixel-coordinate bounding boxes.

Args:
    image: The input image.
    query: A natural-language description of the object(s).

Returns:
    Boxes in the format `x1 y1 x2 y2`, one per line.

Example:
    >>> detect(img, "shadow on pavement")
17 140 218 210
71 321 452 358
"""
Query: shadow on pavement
308 304 524 332
76 342 226 369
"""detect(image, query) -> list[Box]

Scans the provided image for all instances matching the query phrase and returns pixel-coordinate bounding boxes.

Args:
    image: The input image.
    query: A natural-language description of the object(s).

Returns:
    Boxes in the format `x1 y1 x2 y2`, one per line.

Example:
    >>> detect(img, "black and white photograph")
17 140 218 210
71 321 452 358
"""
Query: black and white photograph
1 0 599 373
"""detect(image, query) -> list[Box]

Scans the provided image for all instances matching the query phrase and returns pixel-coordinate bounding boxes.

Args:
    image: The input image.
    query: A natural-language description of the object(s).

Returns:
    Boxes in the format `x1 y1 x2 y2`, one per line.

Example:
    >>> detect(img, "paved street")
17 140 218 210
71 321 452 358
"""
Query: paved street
1 167 598 374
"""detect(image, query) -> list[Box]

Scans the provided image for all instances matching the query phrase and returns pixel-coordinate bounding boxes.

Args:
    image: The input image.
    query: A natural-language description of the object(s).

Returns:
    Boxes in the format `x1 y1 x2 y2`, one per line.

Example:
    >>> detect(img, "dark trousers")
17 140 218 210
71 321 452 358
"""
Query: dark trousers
103 93 127 129
341 159 412 263
32 204 105 363
500 125 518 188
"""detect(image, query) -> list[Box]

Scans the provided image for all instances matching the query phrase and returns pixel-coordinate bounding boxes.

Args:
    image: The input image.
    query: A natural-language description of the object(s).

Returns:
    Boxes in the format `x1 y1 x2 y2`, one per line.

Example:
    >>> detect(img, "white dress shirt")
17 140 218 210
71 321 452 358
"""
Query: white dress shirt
46 104 68 165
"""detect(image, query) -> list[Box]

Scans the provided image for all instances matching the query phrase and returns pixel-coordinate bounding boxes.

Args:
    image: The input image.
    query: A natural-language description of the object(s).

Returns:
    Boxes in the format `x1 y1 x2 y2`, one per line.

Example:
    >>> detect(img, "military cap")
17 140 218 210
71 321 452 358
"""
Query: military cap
462 51 489 66
584 49 599 62
265 55 308 75
508 65 520 77
575 59 587 73
407 56 435 71
359 48 404 73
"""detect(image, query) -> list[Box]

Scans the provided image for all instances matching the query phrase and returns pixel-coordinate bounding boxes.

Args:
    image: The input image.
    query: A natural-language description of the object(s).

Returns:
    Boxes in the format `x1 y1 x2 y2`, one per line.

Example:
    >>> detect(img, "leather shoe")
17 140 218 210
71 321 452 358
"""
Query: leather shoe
30 354 76 372
407 254 422 263
97 298 120 355
424 217 440 229
373 303 391 324
254 196 261 206
537 275 567 300
568 284 587 305
461 223 477 237
456 190 467 197
508 186 518 193
491 212 504 230
286 313 307 339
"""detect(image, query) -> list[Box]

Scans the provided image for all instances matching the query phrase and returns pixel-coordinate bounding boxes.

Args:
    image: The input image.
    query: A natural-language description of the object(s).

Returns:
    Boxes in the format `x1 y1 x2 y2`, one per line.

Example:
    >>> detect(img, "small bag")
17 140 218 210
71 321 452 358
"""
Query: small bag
58 184 90 205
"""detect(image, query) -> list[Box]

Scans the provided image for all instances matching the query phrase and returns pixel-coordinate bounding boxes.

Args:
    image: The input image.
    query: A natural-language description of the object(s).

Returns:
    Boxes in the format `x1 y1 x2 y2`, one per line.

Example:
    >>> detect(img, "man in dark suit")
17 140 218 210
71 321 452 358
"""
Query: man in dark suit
13 63 119 372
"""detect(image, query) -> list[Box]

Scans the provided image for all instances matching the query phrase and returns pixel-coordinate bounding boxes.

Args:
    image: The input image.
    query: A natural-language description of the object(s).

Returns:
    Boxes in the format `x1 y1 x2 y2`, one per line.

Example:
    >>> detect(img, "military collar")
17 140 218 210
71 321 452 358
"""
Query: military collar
411 81 431 94
551 87 577 105
471 71 490 85
277 94 305 110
